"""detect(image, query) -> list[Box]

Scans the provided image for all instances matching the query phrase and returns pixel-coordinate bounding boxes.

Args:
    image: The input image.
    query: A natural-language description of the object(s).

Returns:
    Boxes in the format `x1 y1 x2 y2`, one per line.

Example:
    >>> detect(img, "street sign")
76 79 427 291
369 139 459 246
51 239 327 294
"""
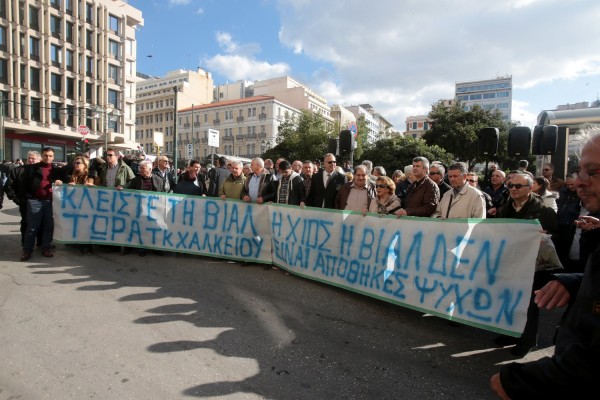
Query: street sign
78 125 89 136
349 122 358 137
208 129 219 147
186 144 193 160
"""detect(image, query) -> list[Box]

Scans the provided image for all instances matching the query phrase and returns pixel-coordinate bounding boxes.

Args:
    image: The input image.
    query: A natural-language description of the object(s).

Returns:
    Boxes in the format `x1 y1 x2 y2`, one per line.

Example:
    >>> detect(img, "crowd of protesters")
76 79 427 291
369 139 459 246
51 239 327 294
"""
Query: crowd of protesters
2 130 600 398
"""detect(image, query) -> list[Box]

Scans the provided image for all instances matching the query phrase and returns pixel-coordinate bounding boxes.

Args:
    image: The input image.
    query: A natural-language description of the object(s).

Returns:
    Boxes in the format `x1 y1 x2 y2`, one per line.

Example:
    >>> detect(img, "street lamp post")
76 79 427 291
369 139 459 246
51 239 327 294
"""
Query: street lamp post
0 92 5 161
172 86 179 183
93 106 121 157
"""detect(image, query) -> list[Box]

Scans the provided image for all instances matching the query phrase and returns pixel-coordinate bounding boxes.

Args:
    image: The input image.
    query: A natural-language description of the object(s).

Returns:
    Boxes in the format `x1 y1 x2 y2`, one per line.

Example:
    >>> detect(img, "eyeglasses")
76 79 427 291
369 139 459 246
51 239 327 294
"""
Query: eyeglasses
106 154 116 157
466 179 477 183
507 183 530 189
577 168 600 181
326 161 336 164
375 184 388 189
429 171 440 175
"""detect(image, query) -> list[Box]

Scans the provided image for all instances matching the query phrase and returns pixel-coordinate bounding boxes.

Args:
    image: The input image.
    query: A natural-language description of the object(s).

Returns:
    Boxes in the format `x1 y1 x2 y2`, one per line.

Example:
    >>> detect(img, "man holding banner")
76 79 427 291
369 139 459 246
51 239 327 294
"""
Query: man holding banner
491 128 600 399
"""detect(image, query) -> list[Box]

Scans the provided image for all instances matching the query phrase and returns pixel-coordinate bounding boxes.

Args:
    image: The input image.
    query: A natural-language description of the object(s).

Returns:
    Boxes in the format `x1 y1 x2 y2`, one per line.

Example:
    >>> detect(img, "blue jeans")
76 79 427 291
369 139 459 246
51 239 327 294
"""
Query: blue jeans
23 199 54 253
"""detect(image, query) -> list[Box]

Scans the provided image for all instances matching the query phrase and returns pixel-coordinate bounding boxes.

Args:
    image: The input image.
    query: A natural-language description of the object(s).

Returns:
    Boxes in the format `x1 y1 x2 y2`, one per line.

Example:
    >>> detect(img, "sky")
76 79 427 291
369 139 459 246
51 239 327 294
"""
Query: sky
128 0 600 131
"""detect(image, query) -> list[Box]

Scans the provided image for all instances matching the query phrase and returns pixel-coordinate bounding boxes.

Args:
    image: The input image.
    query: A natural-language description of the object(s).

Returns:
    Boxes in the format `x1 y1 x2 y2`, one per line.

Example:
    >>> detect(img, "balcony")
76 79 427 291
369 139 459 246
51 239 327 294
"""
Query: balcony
259 132 267 138
236 116 244 122
183 123 190 128
223 136 234 142
194 122 201 127
201 138 208 144
247 133 258 139
236 134 245 140
213 119 220 125
259 113 267 120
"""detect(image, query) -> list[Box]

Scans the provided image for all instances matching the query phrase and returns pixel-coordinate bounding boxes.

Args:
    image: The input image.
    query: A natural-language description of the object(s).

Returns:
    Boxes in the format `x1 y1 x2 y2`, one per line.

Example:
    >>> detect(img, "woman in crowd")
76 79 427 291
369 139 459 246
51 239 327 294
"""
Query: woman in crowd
368 176 402 215
532 176 558 212
391 169 405 197
54 155 95 254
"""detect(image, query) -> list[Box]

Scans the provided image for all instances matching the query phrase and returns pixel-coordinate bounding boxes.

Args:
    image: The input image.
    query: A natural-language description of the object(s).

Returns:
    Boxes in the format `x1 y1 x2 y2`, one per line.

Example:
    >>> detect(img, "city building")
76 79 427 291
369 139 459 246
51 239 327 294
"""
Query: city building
330 104 357 131
176 95 301 162
345 104 380 143
135 68 213 155
0 0 143 161
405 115 430 139
455 75 512 122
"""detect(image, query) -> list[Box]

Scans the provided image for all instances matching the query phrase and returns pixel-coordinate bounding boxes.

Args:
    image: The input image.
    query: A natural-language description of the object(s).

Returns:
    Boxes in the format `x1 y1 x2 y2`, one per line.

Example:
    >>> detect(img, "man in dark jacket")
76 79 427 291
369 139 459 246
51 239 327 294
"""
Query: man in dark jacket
207 156 230 197
264 160 305 206
491 130 600 398
241 157 273 204
495 172 557 356
305 153 345 209
4 151 41 245
395 156 439 217
20 147 64 261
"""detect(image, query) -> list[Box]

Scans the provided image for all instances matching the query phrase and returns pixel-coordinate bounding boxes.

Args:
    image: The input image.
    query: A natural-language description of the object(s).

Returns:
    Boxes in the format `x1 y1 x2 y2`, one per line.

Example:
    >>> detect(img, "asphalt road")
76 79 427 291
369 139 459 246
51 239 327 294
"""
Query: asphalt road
0 201 561 400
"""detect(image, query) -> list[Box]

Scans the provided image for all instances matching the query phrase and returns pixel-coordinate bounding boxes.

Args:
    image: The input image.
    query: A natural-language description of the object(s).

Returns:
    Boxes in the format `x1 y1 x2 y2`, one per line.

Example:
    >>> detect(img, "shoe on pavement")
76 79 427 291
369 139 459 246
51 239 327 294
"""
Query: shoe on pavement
494 335 519 347
20 252 32 262
511 341 536 357
42 250 53 258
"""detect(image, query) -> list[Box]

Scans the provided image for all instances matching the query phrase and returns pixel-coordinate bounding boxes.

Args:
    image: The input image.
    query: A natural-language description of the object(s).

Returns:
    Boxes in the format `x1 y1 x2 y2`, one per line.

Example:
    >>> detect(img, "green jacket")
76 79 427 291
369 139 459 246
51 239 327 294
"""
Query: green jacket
219 173 246 200
98 159 135 188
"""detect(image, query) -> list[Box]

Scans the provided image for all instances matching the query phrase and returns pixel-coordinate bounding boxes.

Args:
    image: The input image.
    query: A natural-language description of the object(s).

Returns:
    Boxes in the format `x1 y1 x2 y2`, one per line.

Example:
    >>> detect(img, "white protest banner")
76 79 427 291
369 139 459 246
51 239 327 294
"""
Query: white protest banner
53 186 541 336
268 206 541 336
53 185 271 263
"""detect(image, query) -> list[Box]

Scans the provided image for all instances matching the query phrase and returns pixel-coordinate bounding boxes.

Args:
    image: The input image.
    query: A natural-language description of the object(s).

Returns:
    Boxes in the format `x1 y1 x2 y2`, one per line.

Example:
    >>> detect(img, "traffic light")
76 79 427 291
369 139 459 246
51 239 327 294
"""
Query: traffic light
74 140 83 153
83 139 90 153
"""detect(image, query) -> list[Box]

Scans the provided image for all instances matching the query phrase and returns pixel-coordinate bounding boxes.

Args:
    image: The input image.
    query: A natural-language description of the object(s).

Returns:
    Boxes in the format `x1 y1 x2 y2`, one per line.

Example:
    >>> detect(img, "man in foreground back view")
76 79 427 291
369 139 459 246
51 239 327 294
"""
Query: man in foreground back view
490 127 600 399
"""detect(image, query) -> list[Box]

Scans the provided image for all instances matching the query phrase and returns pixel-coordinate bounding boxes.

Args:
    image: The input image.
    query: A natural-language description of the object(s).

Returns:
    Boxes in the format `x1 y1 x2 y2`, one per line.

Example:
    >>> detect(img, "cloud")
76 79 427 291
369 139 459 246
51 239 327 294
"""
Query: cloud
196 8 204 15
204 54 290 82
272 0 600 129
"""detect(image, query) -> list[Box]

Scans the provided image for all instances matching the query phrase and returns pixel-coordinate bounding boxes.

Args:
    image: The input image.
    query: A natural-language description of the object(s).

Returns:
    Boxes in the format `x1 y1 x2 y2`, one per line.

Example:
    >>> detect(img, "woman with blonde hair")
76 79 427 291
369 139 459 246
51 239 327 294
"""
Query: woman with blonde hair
368 175 402 215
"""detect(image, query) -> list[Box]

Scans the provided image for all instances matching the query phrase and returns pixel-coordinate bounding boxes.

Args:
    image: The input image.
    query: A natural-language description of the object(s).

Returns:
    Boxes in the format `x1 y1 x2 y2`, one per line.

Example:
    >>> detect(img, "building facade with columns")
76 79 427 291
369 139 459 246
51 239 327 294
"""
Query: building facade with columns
0 0 143 161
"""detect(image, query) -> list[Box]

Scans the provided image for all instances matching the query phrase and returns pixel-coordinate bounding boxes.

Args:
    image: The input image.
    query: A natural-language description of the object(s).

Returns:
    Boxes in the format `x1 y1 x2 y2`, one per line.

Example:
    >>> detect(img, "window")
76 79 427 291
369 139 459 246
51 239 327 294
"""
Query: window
31 98 41 121
109 14 120 34
0 0 6 19
109 40 120 60
65 0 73 14
0 26 6 51
423 122 429 130
30 67 40 91
66 78 74 99
86 56 93 77
108 64 119 84
29 37 40 60
51 73 61 96
108 89 119 109
65 21 73 43
411 122 417 130
51 102 61 124
85 3 93 23
66 105 75 126
51 44 62 66
85 82 92 103
0 59 7 84
86 29 93 50
20 64 26 87
29 6 39 30
50 0 60 9
50 15 61 38
66 49 74 71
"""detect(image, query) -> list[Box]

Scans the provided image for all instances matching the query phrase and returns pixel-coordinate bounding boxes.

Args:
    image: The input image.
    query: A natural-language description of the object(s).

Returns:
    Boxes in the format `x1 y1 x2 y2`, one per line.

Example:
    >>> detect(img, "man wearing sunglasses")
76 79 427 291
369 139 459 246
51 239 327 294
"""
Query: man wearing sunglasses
491 129 600 399
494 172 558 357
306 153 345 209
97 148 135 189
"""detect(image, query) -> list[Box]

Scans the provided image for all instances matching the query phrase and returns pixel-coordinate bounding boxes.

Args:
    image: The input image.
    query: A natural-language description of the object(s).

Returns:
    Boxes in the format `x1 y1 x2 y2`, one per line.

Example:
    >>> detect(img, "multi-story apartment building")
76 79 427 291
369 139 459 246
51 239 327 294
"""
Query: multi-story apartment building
330 104 357 131
215 76 334 126
345 104 380 143
176 95 301 162
0 0 142 161
455 75 512 122
405 115 430 139
135 68 213 156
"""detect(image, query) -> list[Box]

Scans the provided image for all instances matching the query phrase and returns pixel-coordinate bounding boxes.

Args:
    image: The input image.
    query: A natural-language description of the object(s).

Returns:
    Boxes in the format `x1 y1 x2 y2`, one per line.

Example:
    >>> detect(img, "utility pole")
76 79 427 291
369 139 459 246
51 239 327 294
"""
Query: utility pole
172 86 179 184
